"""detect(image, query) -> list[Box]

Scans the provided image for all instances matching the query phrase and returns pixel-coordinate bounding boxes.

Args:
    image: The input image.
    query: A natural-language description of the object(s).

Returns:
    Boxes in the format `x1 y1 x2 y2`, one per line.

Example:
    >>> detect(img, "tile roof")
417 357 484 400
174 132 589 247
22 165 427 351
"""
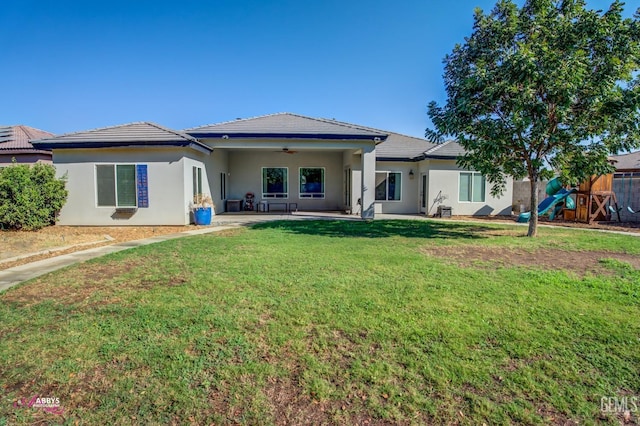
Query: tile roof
376 135 465 161
375 132 439 160
186 112 388 140
31 122 212 153
0 125 53 154
612 151 640 171
187 112 467 160
421 140 466 159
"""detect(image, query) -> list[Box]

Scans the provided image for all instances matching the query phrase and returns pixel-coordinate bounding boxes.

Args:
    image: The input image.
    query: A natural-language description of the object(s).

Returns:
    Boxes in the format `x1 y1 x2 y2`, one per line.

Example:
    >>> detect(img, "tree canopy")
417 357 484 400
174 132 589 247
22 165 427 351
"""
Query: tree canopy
426 0 640 236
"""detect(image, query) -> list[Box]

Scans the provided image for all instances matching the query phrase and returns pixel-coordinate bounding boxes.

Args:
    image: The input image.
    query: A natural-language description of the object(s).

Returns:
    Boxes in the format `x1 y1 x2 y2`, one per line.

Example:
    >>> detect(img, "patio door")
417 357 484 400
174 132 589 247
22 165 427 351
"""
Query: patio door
420 173 427 213
344 168 352 208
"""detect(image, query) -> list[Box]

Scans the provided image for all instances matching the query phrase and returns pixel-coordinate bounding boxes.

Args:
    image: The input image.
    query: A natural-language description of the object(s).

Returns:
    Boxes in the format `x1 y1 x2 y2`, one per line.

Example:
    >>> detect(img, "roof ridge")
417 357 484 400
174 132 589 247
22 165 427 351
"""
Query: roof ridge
145 122 198 142
33 121 153 141
612 150 640 157
423 140 451 155
361 127 429 142
185 112 388 135
18 125 54 140
185 112 289 131
285 113 387 136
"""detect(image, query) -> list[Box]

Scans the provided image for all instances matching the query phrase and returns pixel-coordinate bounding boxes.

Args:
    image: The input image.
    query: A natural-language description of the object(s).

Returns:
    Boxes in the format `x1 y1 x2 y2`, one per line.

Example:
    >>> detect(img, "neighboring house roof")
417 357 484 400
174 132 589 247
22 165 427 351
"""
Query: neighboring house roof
185 112 389 141
612 151 640 171
31 122 212 154
0 125 53 155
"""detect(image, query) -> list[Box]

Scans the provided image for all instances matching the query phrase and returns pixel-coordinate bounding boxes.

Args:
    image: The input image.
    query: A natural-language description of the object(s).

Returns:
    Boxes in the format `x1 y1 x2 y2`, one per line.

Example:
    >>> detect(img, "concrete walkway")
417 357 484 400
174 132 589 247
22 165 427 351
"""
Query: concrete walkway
0 225 237 294
0 212 347 293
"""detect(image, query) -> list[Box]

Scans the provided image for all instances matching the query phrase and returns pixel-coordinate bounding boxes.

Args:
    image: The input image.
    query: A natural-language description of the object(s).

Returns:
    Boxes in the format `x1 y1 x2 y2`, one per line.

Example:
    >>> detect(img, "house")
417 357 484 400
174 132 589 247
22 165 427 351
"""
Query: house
612 151 640 173
611 151 640 221
32 113 513 225
0 125 53 165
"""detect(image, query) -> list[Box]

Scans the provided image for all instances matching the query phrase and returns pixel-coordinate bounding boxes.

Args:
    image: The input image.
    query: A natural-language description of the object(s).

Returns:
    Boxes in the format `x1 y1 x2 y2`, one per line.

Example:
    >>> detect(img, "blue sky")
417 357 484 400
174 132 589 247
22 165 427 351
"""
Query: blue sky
1 0 633 138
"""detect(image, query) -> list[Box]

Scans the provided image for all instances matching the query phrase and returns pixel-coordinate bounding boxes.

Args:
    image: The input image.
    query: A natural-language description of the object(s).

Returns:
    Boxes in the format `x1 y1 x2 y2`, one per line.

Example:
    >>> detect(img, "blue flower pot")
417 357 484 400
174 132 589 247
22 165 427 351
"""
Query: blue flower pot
194 207 212 225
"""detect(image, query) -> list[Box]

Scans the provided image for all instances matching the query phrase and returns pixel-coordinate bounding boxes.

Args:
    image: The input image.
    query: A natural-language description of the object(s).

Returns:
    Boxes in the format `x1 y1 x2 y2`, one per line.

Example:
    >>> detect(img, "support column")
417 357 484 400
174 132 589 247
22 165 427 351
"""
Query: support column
361 144 376 219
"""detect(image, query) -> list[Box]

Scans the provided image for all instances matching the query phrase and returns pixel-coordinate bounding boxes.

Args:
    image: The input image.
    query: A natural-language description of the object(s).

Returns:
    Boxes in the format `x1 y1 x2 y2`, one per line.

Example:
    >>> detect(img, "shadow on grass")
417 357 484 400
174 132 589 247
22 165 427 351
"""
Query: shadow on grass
250 219 492 239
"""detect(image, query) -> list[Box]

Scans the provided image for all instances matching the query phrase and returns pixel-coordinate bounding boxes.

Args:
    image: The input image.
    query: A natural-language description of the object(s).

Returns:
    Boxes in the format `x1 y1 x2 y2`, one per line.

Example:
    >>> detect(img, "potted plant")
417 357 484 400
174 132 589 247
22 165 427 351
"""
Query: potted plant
192 193 214 225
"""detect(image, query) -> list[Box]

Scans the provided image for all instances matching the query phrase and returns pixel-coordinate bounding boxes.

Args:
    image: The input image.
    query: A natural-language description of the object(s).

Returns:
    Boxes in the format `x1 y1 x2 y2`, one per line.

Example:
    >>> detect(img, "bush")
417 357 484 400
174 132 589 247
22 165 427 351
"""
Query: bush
0 162 68 230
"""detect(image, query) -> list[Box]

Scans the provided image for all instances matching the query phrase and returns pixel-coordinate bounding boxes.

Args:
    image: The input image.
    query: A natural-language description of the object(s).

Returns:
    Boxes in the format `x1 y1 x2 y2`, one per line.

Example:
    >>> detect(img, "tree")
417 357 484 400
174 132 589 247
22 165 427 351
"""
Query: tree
426 0 640 236
0 162 68 230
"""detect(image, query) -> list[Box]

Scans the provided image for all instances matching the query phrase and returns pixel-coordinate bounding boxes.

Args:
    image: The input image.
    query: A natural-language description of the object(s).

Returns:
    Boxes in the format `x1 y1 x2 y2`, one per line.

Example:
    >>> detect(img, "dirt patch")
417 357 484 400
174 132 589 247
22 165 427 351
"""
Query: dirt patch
2 256 189 307
421 245 640 276
262 376 397 426
0 225 205 270
457 215 640 234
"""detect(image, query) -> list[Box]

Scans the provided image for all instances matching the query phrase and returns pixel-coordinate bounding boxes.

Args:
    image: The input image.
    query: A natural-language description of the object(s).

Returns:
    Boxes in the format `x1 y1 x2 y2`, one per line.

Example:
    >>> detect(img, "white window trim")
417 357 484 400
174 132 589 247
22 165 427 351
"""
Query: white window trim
95 163 138 208
299 167 325 199
458 171 486 203
375 171 403 202
261 166 289 199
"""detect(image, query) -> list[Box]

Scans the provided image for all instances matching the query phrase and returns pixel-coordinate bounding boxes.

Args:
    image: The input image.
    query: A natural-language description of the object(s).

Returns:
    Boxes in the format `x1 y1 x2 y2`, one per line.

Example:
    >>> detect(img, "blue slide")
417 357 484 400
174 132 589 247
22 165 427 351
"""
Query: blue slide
517 178 576 223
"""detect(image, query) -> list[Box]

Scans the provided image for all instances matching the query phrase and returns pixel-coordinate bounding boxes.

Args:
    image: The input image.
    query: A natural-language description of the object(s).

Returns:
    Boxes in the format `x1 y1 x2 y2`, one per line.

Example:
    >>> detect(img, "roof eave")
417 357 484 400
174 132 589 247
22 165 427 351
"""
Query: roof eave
423 155 459 160
32 140 213 154
376 156 421 162
187 132 387 141
0 149 52 155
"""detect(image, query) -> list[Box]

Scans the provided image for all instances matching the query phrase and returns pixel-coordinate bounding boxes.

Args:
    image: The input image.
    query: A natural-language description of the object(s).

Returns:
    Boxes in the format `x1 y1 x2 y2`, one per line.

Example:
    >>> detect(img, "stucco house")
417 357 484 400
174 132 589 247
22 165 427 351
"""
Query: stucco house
611 150 640 221
32 113 512 225
0 125 53 165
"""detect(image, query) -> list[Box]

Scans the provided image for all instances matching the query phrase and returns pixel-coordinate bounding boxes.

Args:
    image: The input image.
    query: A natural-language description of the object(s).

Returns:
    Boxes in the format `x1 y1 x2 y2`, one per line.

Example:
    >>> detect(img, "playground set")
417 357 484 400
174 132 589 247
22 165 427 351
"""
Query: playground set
517 173 639 224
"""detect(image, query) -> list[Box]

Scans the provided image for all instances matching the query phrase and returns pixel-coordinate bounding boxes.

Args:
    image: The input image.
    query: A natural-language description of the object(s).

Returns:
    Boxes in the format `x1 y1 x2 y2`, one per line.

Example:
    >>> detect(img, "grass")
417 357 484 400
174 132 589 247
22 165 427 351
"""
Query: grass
1 220 639 425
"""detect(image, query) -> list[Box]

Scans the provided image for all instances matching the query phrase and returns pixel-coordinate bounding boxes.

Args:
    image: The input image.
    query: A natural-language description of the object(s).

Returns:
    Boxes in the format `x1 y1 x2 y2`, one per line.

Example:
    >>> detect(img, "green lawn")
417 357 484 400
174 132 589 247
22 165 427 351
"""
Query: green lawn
1 220 639 425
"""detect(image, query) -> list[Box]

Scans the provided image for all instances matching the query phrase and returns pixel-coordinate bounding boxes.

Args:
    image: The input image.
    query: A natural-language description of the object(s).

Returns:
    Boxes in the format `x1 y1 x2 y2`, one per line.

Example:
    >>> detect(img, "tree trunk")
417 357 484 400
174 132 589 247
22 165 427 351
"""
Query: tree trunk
528 176 539 237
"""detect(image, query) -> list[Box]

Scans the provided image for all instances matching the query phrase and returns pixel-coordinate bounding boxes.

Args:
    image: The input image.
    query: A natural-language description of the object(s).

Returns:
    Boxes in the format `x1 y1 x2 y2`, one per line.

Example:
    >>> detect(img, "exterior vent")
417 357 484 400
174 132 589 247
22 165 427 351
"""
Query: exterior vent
437 205 452 218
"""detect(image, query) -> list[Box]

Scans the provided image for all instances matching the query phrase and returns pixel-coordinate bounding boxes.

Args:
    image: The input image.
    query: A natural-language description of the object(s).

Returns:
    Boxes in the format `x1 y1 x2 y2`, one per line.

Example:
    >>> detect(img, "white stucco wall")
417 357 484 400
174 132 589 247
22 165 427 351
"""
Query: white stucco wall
344 152 362 213
183 155 213 222
424 159 513 216
373 162 420 214
207 150 229 212
53 148 209 225
226 150 344 210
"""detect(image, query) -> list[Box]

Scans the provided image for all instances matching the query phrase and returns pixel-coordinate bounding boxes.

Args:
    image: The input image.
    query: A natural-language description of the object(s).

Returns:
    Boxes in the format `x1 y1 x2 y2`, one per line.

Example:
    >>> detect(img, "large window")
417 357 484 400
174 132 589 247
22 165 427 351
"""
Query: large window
262 167 288 198
300 167 324 198
375 172 401 201
459 172 486 202
96 164 137 207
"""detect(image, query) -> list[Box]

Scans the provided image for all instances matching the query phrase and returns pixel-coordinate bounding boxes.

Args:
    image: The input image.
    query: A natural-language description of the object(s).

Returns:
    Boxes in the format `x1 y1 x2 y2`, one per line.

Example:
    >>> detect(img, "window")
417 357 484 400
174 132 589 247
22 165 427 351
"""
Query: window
262 167 288 198
300 167 324 198
96 164 137 207
375 172 401 201
192 166 202 198
459 172 486 202
220 172 227 200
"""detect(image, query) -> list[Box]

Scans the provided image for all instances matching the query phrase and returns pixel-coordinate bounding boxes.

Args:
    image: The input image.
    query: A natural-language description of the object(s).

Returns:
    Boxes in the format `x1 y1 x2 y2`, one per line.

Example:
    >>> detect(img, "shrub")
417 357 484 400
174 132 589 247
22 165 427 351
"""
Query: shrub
0 162 68 230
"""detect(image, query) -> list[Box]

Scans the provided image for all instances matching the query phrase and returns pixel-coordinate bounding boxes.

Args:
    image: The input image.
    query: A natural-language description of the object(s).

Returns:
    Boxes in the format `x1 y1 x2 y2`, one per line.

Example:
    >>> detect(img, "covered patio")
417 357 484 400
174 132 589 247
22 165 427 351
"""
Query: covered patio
185 113 388 219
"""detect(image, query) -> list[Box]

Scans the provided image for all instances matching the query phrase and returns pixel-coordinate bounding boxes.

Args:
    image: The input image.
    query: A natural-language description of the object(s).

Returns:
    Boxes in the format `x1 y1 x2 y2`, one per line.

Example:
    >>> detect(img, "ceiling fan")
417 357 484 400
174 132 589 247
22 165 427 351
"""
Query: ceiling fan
278 148 298 154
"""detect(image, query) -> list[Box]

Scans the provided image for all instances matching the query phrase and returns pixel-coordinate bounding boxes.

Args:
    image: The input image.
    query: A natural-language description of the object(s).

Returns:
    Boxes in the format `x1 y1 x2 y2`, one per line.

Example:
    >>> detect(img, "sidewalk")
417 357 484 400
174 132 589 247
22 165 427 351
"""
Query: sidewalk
0 225 237 294
0 213 338 293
